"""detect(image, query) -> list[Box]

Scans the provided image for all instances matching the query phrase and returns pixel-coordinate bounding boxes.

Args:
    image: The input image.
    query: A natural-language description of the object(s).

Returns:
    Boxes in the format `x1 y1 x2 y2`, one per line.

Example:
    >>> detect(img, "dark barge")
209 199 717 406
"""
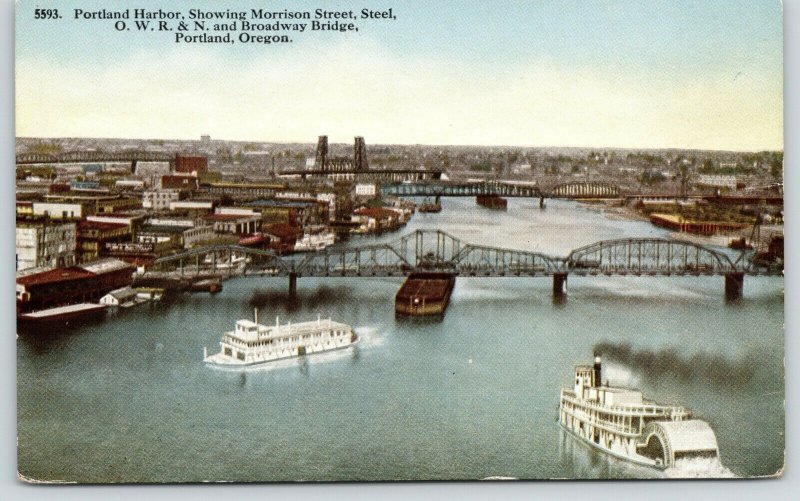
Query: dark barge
476 195 508 210
395 272 456 318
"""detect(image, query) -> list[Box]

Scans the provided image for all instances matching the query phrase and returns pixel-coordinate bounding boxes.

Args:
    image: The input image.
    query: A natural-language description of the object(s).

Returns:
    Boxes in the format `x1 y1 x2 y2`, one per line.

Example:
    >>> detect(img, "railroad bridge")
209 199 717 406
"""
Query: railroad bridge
550 181 619 198
148 230 779 300
381 181 544 198
380 181 620 199
16 151 175 165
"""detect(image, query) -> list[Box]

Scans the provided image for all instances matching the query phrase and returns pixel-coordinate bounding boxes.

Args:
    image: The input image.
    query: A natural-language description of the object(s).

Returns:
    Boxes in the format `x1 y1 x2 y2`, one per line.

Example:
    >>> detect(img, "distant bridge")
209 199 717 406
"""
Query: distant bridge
381 181 544 198
16 151 175 165
550 181 619 198
380 181 620 199
147 230 780 300
281 168 444 183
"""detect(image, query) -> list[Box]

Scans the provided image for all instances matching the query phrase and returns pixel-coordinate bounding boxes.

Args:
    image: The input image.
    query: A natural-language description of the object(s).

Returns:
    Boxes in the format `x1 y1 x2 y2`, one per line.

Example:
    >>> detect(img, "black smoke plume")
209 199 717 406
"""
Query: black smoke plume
593 342 758 390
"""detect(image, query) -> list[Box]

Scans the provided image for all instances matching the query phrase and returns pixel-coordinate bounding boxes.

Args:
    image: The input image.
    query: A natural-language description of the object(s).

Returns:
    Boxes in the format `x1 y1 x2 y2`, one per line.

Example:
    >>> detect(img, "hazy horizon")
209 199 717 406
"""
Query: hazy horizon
14 134 784 154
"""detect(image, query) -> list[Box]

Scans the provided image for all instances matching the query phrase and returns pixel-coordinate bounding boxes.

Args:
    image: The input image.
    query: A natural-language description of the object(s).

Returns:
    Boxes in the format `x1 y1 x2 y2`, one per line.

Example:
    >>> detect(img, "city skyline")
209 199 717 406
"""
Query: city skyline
16 0 784 151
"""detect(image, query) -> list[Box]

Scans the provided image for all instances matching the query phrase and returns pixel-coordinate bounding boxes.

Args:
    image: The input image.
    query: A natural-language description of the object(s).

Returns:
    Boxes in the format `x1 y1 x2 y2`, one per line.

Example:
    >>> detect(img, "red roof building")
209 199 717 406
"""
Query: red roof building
16 258 135 313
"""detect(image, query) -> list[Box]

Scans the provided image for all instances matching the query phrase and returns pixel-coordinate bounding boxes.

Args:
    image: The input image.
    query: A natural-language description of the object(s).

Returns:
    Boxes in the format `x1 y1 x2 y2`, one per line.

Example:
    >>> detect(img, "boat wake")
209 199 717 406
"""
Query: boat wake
663 457 737 478
352 325 385 350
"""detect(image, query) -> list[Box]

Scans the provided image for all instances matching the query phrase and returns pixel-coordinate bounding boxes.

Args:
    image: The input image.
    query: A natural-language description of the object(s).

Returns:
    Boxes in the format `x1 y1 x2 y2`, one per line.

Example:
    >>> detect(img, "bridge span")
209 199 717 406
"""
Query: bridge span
380 181 620 199
381 181 544 198
16 150 175 165
148 230 779 300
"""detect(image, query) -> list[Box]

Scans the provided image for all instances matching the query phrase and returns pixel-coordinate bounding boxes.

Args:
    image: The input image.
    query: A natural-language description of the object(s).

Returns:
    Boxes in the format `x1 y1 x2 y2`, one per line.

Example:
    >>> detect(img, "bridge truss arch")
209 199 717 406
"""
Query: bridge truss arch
380 181 544 198
16 153 59 164
151 245 289 275
144 233 773 284
550 182 620 199
565 238 737 276
17 150 176 165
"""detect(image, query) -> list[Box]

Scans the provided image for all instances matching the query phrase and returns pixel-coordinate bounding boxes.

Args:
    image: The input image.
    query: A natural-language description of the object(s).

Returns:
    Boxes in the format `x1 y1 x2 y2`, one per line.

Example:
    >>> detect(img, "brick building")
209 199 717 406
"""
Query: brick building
175 155 208 175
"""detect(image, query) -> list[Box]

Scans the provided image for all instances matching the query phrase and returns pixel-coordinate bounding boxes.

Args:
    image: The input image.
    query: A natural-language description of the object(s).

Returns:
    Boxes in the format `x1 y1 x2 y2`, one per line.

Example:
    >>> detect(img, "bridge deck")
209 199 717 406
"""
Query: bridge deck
150 231 780 278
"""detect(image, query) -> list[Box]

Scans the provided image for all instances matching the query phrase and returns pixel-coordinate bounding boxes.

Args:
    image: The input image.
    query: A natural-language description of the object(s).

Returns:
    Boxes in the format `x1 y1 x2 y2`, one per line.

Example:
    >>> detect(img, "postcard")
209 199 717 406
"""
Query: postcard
15 0 784 482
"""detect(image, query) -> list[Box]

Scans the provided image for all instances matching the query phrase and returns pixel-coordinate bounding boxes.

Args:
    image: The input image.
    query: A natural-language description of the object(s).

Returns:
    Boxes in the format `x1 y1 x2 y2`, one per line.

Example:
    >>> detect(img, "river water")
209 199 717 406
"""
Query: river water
17 199 784 482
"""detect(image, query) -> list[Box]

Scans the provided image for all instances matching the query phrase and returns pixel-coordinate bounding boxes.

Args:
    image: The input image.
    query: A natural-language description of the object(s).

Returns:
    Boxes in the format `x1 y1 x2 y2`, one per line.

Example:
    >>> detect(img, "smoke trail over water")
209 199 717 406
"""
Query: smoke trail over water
593 342 759 390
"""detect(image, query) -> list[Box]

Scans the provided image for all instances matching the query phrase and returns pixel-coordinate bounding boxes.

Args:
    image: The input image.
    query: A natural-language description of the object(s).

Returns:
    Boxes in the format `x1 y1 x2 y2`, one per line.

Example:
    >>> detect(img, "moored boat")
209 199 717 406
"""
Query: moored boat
18 303 107 325
294 228 336 252
557 355 720 469
418 197 442 213
204 310 357 366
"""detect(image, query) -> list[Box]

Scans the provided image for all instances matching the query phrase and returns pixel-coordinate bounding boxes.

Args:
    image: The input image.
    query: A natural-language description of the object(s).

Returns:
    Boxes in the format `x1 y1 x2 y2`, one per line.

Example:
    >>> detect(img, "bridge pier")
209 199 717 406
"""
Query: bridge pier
724 272 744 301
288 272 298 298
553 272 568 297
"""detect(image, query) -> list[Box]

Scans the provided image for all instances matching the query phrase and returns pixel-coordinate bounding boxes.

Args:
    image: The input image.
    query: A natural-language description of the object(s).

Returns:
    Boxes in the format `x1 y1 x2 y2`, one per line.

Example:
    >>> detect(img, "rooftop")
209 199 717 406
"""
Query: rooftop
78 220 129 232
17 267 95 287
80 258 135 274
230 318 352 342
104 286 138 300
19 303 107 318
243 199 317 209
354 207 400 219
204 214 260 222
138 224 188 234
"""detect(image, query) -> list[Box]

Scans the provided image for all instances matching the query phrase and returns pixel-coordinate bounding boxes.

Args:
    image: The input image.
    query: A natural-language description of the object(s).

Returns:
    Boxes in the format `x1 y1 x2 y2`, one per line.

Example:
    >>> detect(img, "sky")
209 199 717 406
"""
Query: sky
15 0 784 151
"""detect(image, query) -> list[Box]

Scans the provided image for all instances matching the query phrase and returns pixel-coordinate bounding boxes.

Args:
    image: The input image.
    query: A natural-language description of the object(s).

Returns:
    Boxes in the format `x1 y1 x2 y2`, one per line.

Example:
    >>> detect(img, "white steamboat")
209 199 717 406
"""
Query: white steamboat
204 310 357 366
558 355 719 469
294 227 336 252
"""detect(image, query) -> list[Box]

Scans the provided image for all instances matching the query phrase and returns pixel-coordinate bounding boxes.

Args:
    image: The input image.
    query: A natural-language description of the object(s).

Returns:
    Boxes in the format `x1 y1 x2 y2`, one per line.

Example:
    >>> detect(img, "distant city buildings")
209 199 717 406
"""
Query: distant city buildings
14 136 783 318
175 155 208 175
696 174 741 190
142 189 181 210
355 183 377 197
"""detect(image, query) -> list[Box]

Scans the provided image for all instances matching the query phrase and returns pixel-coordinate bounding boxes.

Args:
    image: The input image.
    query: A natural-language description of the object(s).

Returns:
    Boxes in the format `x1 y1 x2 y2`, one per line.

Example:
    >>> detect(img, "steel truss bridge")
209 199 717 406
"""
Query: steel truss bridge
148 230 780 299
380 181 620 199
16 151 175 165
550 181 619 198
381 181 544 198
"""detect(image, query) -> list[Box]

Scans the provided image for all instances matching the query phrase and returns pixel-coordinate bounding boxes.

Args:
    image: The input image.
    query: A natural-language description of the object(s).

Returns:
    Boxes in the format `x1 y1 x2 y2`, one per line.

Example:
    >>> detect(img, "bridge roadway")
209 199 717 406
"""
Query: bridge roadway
16 151 175 164
380 181 620 199
149 230 781 300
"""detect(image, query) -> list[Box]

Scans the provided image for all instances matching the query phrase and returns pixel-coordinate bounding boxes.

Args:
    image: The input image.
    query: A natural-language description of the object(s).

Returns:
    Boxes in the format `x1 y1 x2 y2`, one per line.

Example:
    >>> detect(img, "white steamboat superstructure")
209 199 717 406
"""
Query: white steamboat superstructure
558 355 719 469
204 310 357 366
294 227 336 252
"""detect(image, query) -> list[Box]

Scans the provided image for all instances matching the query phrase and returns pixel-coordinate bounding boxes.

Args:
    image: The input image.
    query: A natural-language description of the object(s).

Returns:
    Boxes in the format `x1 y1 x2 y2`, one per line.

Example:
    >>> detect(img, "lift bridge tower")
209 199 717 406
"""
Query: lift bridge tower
315 135 369 172
315 135 328 171
354 136 369 171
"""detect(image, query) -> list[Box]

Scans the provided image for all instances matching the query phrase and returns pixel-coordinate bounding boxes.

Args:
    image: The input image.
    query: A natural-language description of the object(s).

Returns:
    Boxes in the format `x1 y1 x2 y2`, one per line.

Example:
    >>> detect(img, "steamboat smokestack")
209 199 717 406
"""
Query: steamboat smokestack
593 354 602 387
